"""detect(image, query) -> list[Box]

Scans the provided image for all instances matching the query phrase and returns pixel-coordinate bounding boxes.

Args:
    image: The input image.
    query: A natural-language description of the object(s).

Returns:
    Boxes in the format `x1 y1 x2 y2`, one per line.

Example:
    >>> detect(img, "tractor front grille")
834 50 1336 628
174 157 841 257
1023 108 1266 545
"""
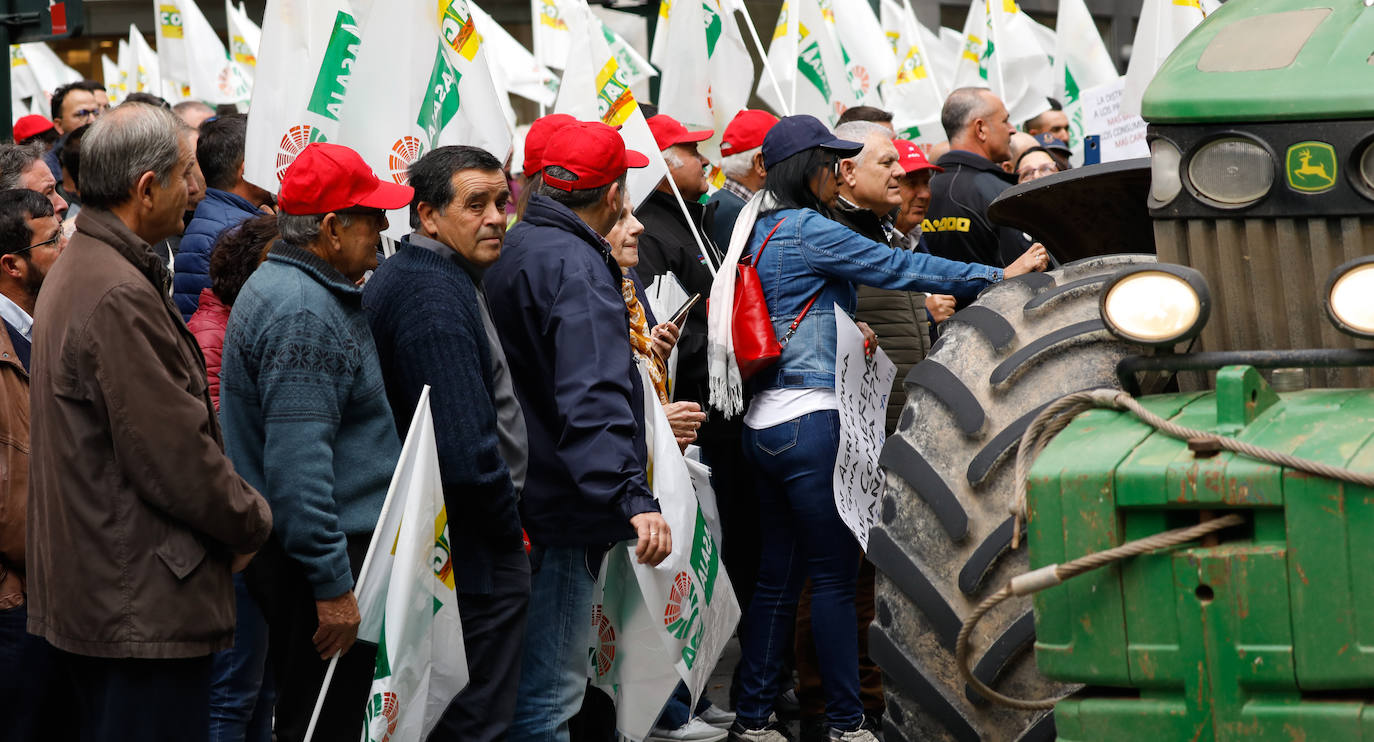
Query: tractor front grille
1154 216 1374 388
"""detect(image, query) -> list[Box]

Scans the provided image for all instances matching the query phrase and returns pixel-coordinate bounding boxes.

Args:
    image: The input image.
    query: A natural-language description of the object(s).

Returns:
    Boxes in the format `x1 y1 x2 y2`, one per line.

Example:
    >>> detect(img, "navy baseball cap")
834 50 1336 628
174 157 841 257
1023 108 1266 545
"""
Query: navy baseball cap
1033 131 1072 155
761 115 863 169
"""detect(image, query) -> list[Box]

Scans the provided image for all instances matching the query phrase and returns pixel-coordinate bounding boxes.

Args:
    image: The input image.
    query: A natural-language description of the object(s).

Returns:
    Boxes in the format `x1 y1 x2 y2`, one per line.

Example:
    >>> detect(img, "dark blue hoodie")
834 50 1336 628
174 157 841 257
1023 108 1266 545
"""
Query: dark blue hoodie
484 194 658 547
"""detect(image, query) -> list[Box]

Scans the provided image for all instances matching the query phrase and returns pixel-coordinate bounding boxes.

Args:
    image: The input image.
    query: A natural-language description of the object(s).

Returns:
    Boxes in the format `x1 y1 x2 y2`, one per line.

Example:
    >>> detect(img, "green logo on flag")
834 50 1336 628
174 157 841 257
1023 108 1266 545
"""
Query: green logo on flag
417 48 463 149
688 508 719 604
1286 141 1337 193
703 2 722 56
306 11 362 121
797 40 831 101
898 125 921 140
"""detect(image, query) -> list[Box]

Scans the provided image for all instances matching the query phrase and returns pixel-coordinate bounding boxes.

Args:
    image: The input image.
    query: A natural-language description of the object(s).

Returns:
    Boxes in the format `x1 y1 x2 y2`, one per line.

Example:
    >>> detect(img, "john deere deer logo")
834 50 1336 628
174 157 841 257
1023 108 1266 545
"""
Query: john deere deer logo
1287 141 1337 193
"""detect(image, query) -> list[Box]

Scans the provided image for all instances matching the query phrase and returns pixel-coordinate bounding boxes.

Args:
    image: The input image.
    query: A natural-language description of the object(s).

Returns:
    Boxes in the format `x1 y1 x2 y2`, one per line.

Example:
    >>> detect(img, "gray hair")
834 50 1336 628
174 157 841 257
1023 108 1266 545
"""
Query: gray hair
662 146 685 170
0 144 45 190
941 87 995 141
277 212 359 248
79 104 190 210
721 147 760 179
834 121 895 166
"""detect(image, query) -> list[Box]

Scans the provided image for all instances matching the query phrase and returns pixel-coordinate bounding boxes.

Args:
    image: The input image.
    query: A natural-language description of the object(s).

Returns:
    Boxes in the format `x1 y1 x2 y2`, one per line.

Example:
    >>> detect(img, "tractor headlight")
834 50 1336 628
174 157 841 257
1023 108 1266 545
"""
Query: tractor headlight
1101 265 1211 346
1187 137 1274 207
1359 140 1374 191
1150 138 1183 205
1325 257 1374 338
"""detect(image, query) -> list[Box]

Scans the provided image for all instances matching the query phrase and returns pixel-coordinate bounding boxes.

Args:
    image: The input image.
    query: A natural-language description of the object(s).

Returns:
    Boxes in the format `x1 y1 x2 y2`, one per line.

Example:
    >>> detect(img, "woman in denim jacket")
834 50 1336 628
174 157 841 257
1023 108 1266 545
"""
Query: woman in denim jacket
728 116 1047 742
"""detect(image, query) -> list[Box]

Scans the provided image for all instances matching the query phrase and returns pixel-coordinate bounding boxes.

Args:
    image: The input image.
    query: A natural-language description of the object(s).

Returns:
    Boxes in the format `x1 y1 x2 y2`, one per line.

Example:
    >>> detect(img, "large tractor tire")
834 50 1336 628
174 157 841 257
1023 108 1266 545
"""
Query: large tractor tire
868 255 1157 742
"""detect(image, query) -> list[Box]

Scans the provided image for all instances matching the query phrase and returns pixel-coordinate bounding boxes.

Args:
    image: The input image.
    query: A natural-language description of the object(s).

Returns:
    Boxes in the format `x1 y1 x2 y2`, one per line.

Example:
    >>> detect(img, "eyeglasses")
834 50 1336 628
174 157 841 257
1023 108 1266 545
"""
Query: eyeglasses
10 234 61 255
830 156 843 178
71 108 102 121
1017 163 1060 182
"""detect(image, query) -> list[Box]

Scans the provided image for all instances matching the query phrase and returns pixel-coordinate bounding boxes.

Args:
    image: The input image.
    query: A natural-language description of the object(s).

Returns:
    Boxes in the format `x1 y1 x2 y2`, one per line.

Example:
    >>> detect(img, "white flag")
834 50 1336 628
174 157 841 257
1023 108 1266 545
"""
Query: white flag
831 0 895 106
115 39 131 101
531 0 572 69
155 0 252 104
756 0 859 127
600 16 657 86
10 46 41 104
242 0 360 192
470 1 557 106
932 25 961 92
101 55 123 106
878 0 944 144
1120 0 1215 117
554 0 667 207
126 25 162 95
335 0 512 226
227 1 262 83
986 0 1054 126
19 43 81 99
356 388 469 742
655 0 754 147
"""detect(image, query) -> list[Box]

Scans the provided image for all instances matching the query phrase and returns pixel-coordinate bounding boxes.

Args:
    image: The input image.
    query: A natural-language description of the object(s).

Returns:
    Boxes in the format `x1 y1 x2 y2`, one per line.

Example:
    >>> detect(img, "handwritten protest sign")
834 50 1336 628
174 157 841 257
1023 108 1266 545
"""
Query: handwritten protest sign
833 307 896 551
1080 75 1149 163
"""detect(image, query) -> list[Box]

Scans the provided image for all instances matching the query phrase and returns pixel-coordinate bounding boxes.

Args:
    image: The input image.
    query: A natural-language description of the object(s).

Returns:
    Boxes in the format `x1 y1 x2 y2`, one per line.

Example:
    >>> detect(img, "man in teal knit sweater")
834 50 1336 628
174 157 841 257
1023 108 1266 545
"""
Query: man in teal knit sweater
218 143 412 742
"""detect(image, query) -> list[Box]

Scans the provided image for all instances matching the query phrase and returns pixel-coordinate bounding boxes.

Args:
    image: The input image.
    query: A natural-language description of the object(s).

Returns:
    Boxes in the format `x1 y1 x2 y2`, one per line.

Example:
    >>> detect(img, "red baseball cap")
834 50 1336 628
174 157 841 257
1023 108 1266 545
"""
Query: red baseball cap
893 139 943 175
277 143 414 216
646 114 712 152
541 121 650 191
13 115 54 143
720 109 779 157
523 113 578 178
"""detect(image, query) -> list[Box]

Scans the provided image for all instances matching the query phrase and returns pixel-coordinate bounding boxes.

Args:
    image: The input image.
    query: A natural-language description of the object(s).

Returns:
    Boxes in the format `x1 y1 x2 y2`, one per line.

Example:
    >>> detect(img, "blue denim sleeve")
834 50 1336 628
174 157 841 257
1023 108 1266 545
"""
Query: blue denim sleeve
792 210 1003 301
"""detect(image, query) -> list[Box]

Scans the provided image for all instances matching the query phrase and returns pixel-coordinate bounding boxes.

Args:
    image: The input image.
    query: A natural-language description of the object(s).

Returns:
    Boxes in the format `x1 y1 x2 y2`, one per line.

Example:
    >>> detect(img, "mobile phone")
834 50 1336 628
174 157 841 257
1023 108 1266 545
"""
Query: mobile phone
668 293 702 327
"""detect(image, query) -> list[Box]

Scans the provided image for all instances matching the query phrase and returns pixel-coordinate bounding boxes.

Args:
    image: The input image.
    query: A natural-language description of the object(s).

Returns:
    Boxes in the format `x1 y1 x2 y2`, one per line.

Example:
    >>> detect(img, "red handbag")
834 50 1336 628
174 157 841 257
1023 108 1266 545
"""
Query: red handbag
732 218 821 381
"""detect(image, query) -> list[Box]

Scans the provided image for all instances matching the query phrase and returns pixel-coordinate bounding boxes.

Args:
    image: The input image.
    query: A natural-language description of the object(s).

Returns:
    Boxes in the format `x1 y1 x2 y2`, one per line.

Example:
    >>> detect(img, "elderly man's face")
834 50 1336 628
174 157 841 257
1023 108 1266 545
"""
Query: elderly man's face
895 170 932 233
423 168 510 269
56 89 100 135
666 143 710 201
149 135 200 240
19 159 68 221
842 132 903 212
333 208 388 282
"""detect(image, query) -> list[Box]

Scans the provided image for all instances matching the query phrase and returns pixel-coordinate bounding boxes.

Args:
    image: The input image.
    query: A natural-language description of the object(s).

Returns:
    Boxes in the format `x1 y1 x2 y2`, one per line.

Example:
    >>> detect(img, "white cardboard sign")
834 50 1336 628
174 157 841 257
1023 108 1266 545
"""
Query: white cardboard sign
833 307 896 550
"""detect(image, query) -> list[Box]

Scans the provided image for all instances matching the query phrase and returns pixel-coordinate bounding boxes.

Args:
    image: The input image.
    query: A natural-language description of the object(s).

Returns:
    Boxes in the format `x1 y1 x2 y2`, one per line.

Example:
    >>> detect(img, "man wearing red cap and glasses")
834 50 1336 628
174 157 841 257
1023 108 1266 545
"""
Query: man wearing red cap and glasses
485 121 673 742
707 109 778 250
218 142 413 742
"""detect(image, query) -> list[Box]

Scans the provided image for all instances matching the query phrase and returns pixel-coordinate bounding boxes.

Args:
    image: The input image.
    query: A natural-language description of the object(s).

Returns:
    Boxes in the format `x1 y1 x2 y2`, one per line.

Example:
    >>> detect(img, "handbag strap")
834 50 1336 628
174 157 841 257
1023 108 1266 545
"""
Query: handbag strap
742 216 824 347
745 217 786 265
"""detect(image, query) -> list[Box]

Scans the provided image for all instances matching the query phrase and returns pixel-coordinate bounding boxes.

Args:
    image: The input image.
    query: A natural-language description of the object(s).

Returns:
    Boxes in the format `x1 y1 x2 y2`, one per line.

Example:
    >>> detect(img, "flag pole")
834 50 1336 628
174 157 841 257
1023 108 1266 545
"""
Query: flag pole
533 0 547 117
733 5 791 116
300 387 429 742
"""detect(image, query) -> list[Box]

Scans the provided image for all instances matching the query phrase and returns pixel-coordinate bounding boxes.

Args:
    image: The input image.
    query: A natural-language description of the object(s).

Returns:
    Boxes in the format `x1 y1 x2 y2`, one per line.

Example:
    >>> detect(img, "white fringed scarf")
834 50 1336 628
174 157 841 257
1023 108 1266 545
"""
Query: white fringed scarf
706 190 777 418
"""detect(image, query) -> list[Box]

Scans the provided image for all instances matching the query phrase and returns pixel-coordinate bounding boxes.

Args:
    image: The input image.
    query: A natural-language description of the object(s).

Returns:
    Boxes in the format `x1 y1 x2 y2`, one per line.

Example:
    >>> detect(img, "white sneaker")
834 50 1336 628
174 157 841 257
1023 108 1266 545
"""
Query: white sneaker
646 717 729 742
827 728 879 742
699 704 737 729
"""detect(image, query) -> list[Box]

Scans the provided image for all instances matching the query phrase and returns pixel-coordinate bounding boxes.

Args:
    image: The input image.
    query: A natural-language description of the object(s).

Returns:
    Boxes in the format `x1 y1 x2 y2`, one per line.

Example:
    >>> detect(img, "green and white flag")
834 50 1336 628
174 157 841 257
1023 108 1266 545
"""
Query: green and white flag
831 0 894 106
653 0 754 151
878 0 944 143
1120 0 1216 117
356 387 469 742
243 0 360 191
591 365 740 741
601 16 656 87
334 0 512 231
226 0 262 83
757 0 858 127
554 0 666 206
986 0 1054 126
1053 0 1117 159
950 0 988 90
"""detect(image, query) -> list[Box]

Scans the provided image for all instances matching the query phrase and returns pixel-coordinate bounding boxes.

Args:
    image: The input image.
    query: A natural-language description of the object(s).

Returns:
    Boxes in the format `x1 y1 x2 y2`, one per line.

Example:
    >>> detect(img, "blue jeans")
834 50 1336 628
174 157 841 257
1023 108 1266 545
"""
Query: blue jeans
208 574 274 742
656 680 714 729
736 410 863 731
509 545 598 742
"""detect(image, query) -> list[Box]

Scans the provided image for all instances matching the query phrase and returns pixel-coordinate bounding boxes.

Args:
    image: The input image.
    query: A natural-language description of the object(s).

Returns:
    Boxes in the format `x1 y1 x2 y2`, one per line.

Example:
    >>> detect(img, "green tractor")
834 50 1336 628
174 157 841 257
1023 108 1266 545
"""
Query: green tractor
868 1 1374 739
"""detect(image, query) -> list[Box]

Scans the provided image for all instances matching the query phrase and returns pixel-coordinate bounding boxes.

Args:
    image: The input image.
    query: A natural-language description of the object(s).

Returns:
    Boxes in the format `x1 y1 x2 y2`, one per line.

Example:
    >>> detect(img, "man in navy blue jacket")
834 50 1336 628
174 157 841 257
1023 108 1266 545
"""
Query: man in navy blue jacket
485 121 672 742
173 114 273 320
364 145 530 741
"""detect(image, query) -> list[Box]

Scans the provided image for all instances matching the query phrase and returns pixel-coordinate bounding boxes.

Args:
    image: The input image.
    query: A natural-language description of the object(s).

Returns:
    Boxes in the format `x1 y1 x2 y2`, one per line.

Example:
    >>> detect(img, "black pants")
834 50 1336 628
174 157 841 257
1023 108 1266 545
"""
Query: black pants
56 649 213 742
429 547 532 741
0 601 77 742
247 534 376 742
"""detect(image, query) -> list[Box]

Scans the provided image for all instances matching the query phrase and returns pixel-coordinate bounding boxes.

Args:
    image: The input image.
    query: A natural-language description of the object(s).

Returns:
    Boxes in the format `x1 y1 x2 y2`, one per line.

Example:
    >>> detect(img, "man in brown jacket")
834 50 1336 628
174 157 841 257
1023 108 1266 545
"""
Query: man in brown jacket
26 101 273 741
0 188 70 741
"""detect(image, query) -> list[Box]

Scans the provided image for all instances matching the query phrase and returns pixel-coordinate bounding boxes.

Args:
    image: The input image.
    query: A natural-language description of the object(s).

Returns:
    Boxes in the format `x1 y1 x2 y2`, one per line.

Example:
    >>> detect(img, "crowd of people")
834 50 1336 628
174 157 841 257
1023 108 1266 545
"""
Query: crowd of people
0 78 1057 742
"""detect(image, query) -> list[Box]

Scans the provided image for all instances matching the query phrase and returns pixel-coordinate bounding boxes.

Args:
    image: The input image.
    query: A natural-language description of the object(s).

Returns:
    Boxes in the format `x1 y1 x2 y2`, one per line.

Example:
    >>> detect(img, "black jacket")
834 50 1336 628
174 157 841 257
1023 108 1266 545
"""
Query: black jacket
484 195 658 548
633 190 723 405
923 149 1032 268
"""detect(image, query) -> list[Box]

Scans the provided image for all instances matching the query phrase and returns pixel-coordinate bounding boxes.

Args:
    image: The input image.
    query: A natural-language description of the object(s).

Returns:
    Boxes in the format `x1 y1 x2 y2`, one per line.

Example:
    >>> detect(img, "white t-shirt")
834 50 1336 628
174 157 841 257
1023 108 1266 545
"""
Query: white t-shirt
743 387 838 430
